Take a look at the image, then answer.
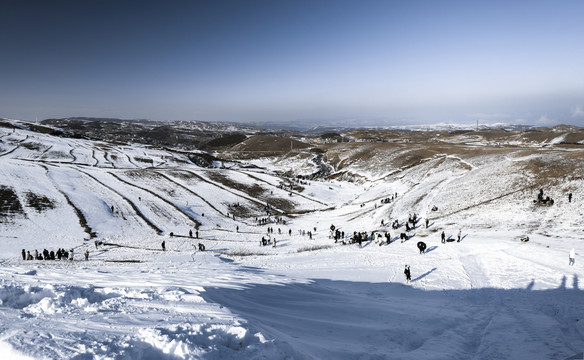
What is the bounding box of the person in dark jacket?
[404,265,411,283]
[417,241,427,254]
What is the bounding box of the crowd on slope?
[21,248,90,261]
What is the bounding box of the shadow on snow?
[201,275,584,360]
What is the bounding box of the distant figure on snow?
[161,241,166,251]
[189,229,193,237]
[569,248,576,266]
[441,231,446,244]
[404,265,411,284]
[568,193,573,203]
[84,249,89,261]
[425,218,429,229]
[69,249,74,261]
[457,229,462,242]
[21,249,26,260]
[417,241,427,254]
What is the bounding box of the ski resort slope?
[1,123,584,360]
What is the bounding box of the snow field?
[1,124,584,359]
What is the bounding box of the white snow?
[0,123,583,359]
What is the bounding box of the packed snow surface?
[0,124,583,359]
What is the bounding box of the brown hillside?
[231,135,312,152]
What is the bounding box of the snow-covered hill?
[1,119,583,360]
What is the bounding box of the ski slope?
[0,122,583,359]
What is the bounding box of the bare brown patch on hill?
[517,130,558,143]
[204,171,297,212]
[344,129,403,141]
[222,135,315,160]
[233,135,311,152]
[561,132,584,145]
[520,150,583,186]
[391,148,440,169]
[205,171,267,198]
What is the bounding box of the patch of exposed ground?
[24,192,56,212]
[0,186,25,222]
[205,171,267,199]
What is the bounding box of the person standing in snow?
[69,249,74,261]
[21,249,26,260]
[441,231,446,244]
[161,241,166,251]
[457,229,462,242]
[272,238,277,247]
[404,265,411,284]
[569,248,576,266]
[425,218,429,229]
[568,193,573,203]
[84,249,89,261]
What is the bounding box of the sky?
[1,0,583,127]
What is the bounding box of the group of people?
[255,216,286,226]
[21,248,89,261]
[260,235,276,247]
[380,195,397,204]
[440,229,463,244]
[298,229,314,239]
[535,188,554,205]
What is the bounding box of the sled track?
[40,164,97,239]
[0,135,29,157]
[76,169,163,234]
[182,169,288,215]
[108,171,201,228]
[235,170,328,206]
[0,145,19,157]
[154,171,227,218]
[433,185,537,220]
[90,149,99,166]
[125,153,140,168]
[37,144,54,160]
[68,146,77,163]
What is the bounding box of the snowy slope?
[1,122,583,360]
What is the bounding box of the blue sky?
[1,0,583,126]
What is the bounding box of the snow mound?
[134,323,269,359]
[0,284,56,309]
[0,284,120,314]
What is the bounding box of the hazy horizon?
[1,0,583,127]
